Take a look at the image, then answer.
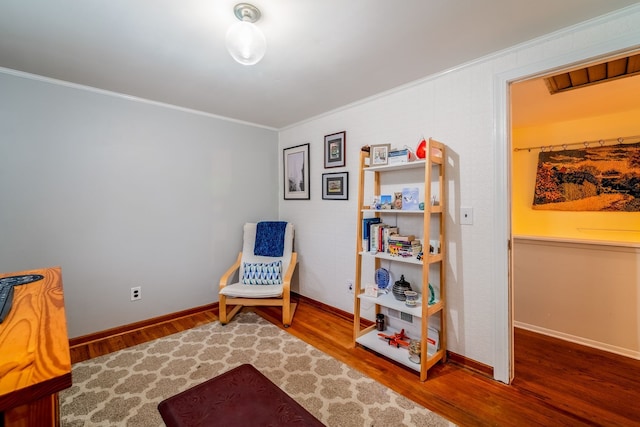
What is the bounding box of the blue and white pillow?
[241,260,282,285]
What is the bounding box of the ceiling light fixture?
[225,3,266,66]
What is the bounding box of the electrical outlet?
[130,286,142,301]
[346,280,354,294]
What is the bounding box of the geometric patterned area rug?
[60,311,455,426]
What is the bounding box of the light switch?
[460,207,473,225]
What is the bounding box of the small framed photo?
[284,143,310,200]
[324,131,346,168]
[370,144,390,166]
[322,172,349,200]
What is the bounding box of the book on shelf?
[370,223,387,253]
[381,226,398,253]
[362,217,381,252]
[388,233,415,242]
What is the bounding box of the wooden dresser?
[0,267,72,427]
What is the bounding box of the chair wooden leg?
[219,294,228,324]
[283,302,298,328]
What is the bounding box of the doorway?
[492,40,640,384]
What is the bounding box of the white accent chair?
[218,222,298,327]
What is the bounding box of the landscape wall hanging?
[532,142,640,211]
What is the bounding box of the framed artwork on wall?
[324,131,346,168]
[283,143,310,200]
[370,144,390,166]
[322,172,348,200]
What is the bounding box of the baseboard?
[515,321,640,361]
[69,303,219,347]
[69,295,493,378]
[294,292,374,327]
[446,352,494,378]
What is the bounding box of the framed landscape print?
[322,172,348,200]
[324,131,346,168]
[283,143,310,200]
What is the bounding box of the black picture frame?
[324,131,346,168]
[322,172,348,200]
[283,143,310,200]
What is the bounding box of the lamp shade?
[226,20,266,65]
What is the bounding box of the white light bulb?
[226,20,266,65]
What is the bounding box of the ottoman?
[158,364,324,427]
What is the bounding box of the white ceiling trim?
[0,65,278,131]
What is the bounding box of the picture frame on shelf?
[324,131,346,168]
[370,144,390,166]
[322,172,348,200]
[284,143,310,200]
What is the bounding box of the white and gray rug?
[60,311,454,426]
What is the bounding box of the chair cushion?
[241,260,282,285]
[219,283,284,298]
[240,223,294,280]
[254,221,287,257]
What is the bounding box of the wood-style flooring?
[69,301,640,426]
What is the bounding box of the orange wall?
[512,108,640,244]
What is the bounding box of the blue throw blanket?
[254,221,287,257]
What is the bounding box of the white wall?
[514,237,640,359]
[0,71,279,337]
[279,5,640,372]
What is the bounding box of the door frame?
[492,34,640,384]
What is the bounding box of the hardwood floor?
[69,300,640,426]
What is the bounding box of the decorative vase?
[404,290,418,307]
[392,275,411,301]
[416,139,427,159]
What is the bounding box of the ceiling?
[512,56,640,129]
[0,1,638,129]
[544,53,640,95]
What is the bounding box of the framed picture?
[324,131,346,168]
[283,143,310,200]
[322,172,349,200]
[370,144,390,166]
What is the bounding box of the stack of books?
[387,234,422,258]
[362,219,423,257]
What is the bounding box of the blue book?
[362,217,381,251]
